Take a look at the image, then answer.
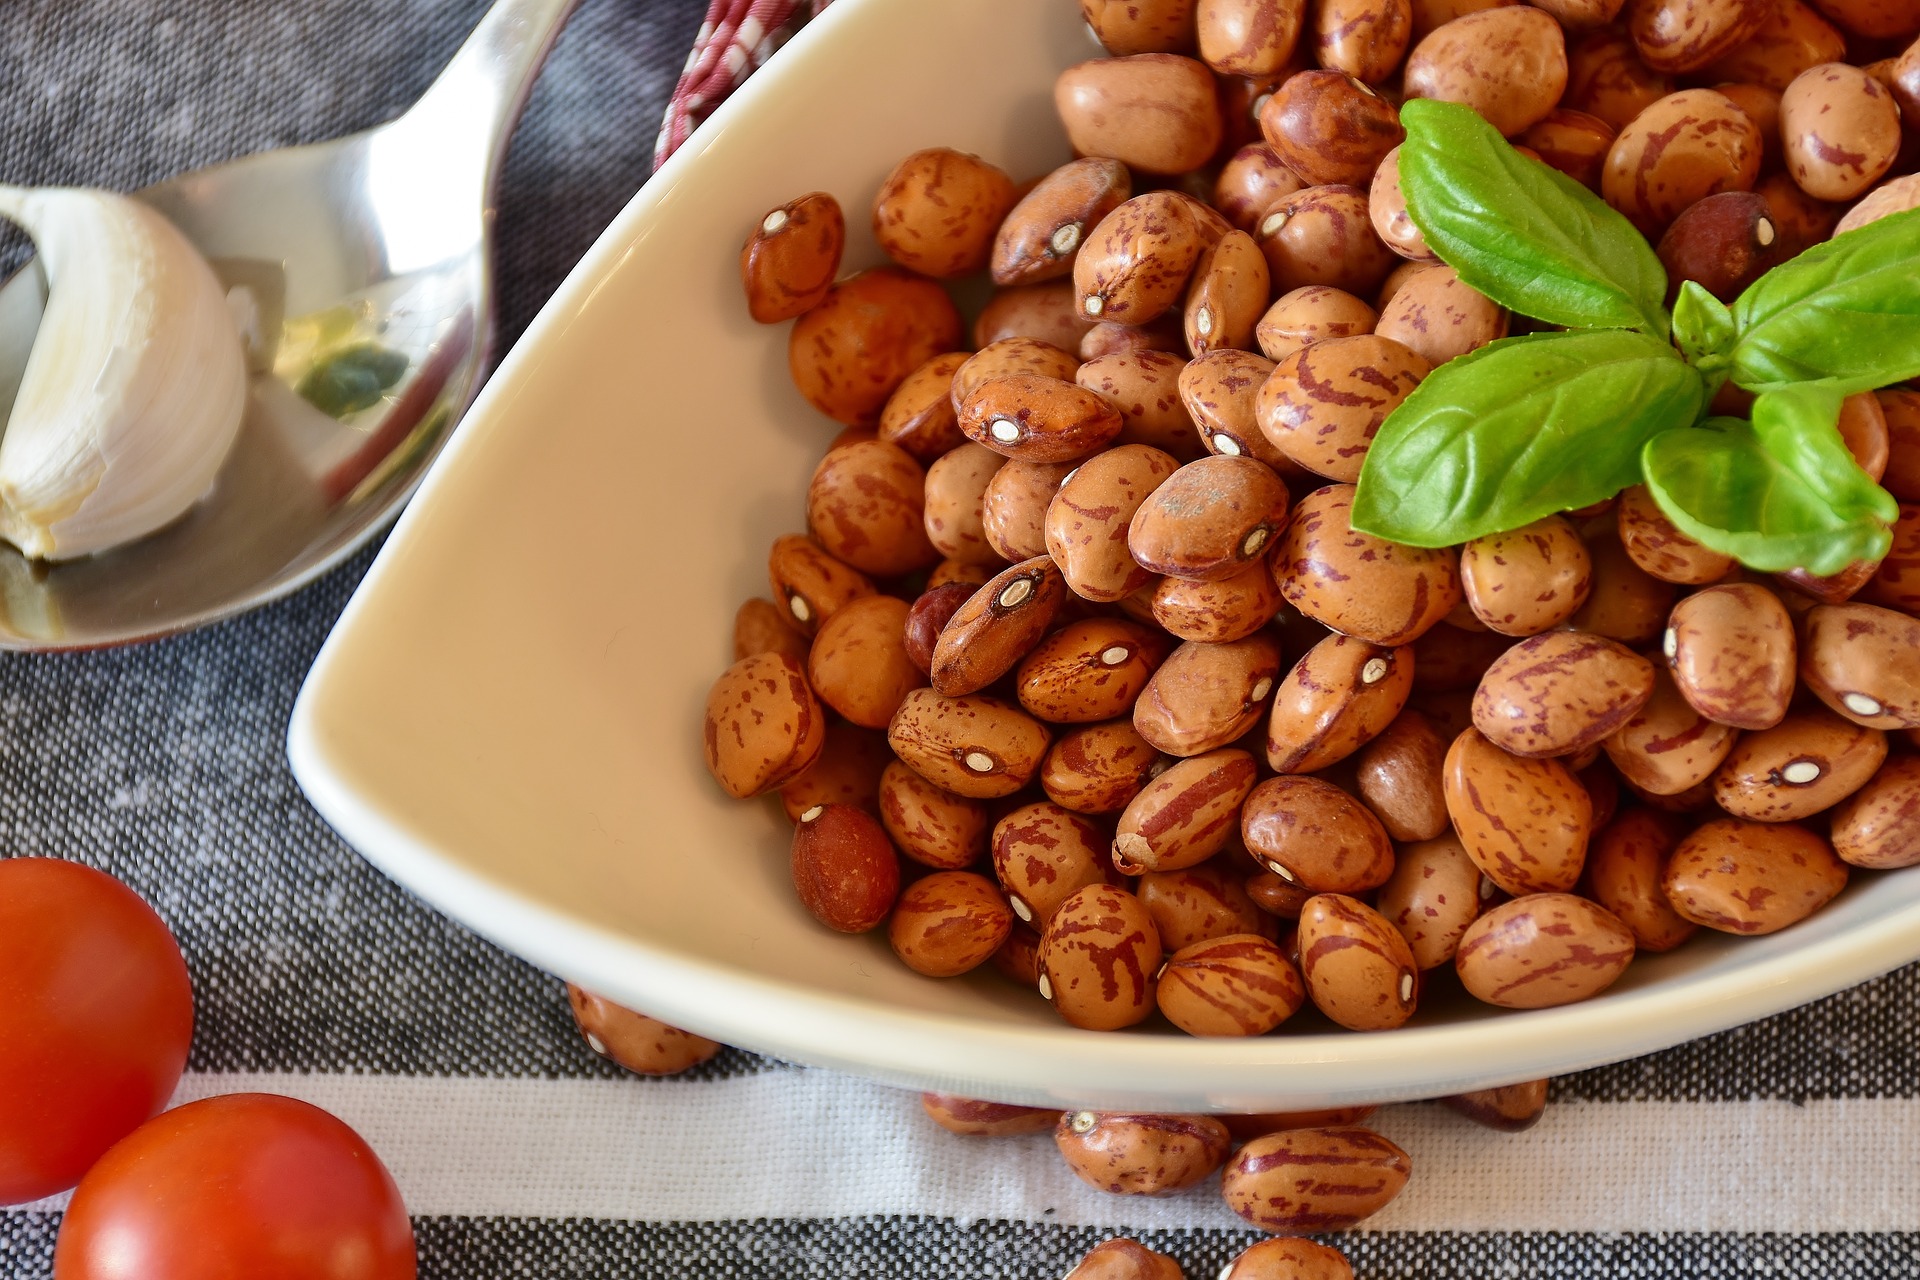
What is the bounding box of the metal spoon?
[0,0,580,649]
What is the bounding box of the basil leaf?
[1728,206,1920,395]
[1749,385,1899,525]
[1398,98,1669,338]
[1352,329,1704,547]
[1671,280,1733,373]
[1642,420,1894,576]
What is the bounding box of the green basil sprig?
[1352,98,1914,572]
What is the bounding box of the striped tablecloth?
[3,2,1918,1276]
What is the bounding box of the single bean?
[879,352,971,463]
[789,267,963,427]
[1047,444,1183,600]
[1129,454,1293,582]
[1078,350,1203,459]
[1630,0,1773,73]
[1455,892,1635,1007]
[1585,807,1698,951]
[1260,71,1405,188]
[878,759,990,870]
[1255,286,1379,362]
[1831,756,1920,870]
[1055,54,1225,176]
[991,157,1133,288]
[1472,630,1656,759]
[1140,864,1275,950]
[889,871,1014,976]
[1042,719,1167,814]
[1566,523,1677,643]
[1712,708,1887,821]
[1274,484,1463,644]
[887,688,1052,799]
[740,192,844,323]
[1780,62,1901,201]
[922,443,1006,567]
[1038,883,1164,1029]
[790,804,901,933]
[1063,1239,1184,1280]
[1182,349,1293,468]
[1377,833,1486,969]
[1254,184,1397,295]
[1521,107,1617,190]
[1134,632,1285,756]
[1222,1238,1356,1280]
[930,557,1067,697]
[1663,818,1849,933]
[1267,632,1414,772]
[1566,27,1674,129]
[1602,666,1740,797]
[1114,748,1260,872]
[703,652,826,799]
[567,987,719,1076]
[1601,89,1763,237]
[767,533,877,636]
[1185,230,1272,357]
[873,147,1017,278]
[1800,602,1920,729]
[1440,1080,1549,1131]
[1221,1127,1412,1232]
[1404,7,1570,136]
[959,374,1124,463]
[1242,775,1397,893]
[1372,265,1510,367]
[1318,0,1414,81]
[982,459,1075,562]
[1081,0,1200,55]
[1256,334,1429,483]
[1156,933,1306,1035]
[1444,726,1592,894]
[1151,556,1284,642]
[954,338,1082,408]
[974,281,1098,352]
[734,597,812,667]
[1355,709,1451,841]
[919,1093,1060,1136]
[993,801,1116,927]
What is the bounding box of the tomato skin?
[0,857,194,1204]
[55,1093,416,1280]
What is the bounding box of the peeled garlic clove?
[0,185,246,560]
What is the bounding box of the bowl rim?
[290,0,1920,1110]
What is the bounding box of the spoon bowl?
[0,0,577,649]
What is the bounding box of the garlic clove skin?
[0,185,246,561]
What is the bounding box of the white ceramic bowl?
[289,0,1920,1111]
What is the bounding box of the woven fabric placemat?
[2,2,1917,1276]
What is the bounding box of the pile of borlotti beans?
[678,0,1920,1268]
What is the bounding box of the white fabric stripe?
[21,1071,1920,1233]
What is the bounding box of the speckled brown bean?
[806,595,924,730]
[1042,719,1166,813]
[1114,748,1260,872]
[1404,7,1570,136]
[767,534,877,636]
[1255,286,1380,361]
[1585,808,1698,951]
[981,461,1073,562]
[779,722,891,821]
[879,352,970,463]
[1837,173,1920,236]
[1566,525,1677,644]
[1522,108,1619,190]
[930,557,1068,697]
[1185,232,1272,357]
[1016,619,1173,725]
[1077,350,1202,459]
[1445,727,1593,894]
[1663,819,1848,933]
[567,987,720,1076]
[922,443,1005,567]
[734,597,811,667]
[1318,0,1414,81]
[903,583,973,677]
[1472,631,1657,759]
[1665,582,1796,730]
[1655,190,1795,303]
[1151,558,1285,642]
[1296,893,1420,1029]
[992,158,1133,288]
[1601,667,1740,796]
[1629,0,1773,73]
[1082,0,1201,54]
[878,759,990,869]
[703,652,827,799]
[1801,603,1920,729]
[1617,485,1737,585]
[1242,776,1397,893]
[789,804,901,933]
[1832,756,1920,869]
[1076,191,1230,326]
[1441,1080,1550,1131]
[1056,55,1224,176]
[789,268,964,428]
[886,689,1052,799]
[1039,883,1164,1028]
[1222,1126,1412,1232]
[1602,90,1763,236]
[954,339,1082,410]
[1373,266,1510,368]
[1704,0,1846,91]
[1129,455,1293,582]
[1215,143,1311,233]
[1048,444,1184,601]
[959,375,1124,464]
[1712,708,1888,821]
[975,281,1098,352]
[1139,864,1275,949]
[1156,934,1306,1035]
[1256,335,1429,483]
[1062,1240,1184,1280]
[919,1093,1060,1137]
[1254,185,1397,295]
[1197,0,1308,74]
[741,193,844,323]
[991,802,1114,928]
[1458,517,1592,637]
[1816,0,1920,37]
[1883,391,1920,504]
[1376,833,1484,968]
[1758,170,1844,247]
[1180,350,1288,467]
[888,871,1014,976]
[1368,148,1434,261]
[1260,71,1406,188]
[1222,1238,1357,1280]
[1565,28,1674,130]
[1134,633,1285,756]
[1455,892,1635,1007]
[1778,63,1902,202]
[1266,633,1413,772]
[1274,484,1463,644]
[807,440,937,578]
[1861,504,1920,616]
[1354,710,1450,840]
[872,148,1016,279]
[1056,1111,1233,1195]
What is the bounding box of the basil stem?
[1352,329,1704,548]
[1397,99,1670,339]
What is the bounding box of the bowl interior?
[290,0,1920,1111]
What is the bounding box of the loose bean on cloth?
[5,4,1920,1278]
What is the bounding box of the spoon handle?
[405,0,585,193]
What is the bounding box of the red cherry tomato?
[55,1093,416,1280]
[0,857,193,1204]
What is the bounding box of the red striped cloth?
[654,0,835,169]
